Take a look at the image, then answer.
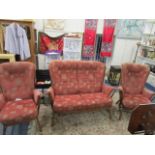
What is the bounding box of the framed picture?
[116,19,145,39]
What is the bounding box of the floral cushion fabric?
[121,63,149,95]
[77,61,105,93]
[0,99,37,125]
[49,61,78,95]
[123,94,151,109]
[53,93,112,112]
[49,60,105,95]
[0,62,35,101]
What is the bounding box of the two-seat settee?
[47,60,115,124]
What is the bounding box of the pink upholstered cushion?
[0,99,37,125]
[53,93,112,112]
[49,61,78,95]
[121,63,149,95]
[49,61,105,95]
[77,61,105,93]
[80,93,112,108]
[123,94,151,109]
[0,62,35,101]
[54,94,82,112]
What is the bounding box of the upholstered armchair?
[47,60,115,125]
[117,63,155,120]
[0,62,42,134]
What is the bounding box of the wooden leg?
[51,111,55,127]
[116,100,120,105]
[36,117,42,132]
[3,125,7,135]
[119,104,123,120]
[107,108,112,120]
[119,109,122,120]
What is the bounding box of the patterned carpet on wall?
[0,92,131,135]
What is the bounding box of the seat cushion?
[0,99,37,125]
[53,93,112,112]
[123,94,151,109]
[54,95,82,112]
[80,93,112,108]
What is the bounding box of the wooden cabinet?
[0,19,36,63]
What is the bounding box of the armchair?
[0,62,42,134]
[117,63,155,120]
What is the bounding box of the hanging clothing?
[5,23,30,60]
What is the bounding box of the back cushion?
[121,63,149,95]
[77,61,105,93]
[49,61,105,95]
[49,61,78,95]
[0,62,35,101]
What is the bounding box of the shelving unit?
[135,43,155,91]
[134,20,155,91]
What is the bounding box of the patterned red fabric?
[49,61,78,95]
[121,63,150,95]
[0,62,35,101]
[0,99,37,125]
[49,60,113,112]
[33,90,42,104]
[49,60,105,95]
[102,84,115,96]
[121,63,151,109]
[0,62,41,126]
[142,88,155,100]
[80,93,112,108]
[0,94,5,111]
[123,94,151,109]
[54,93,112,112]
[77,61,105,93]
[54,95,82,112]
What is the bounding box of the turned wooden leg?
[116,100,120,105]
[107,108,112,120]
[51,111,55,127]
[119,104,123,120]
[3,124,7,135]
[36,117,42,132]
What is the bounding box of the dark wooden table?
[128,103,155,135]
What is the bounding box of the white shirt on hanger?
[5,23,31,60]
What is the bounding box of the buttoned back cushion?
[0,62,35,101]
[121,63,149,95]
[77,61,105,93]
[49,60,78,95]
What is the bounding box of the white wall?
[34,19,104,33]
[111,38,139,65]
[35,19,142,66]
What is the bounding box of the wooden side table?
[128,104,155,135]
